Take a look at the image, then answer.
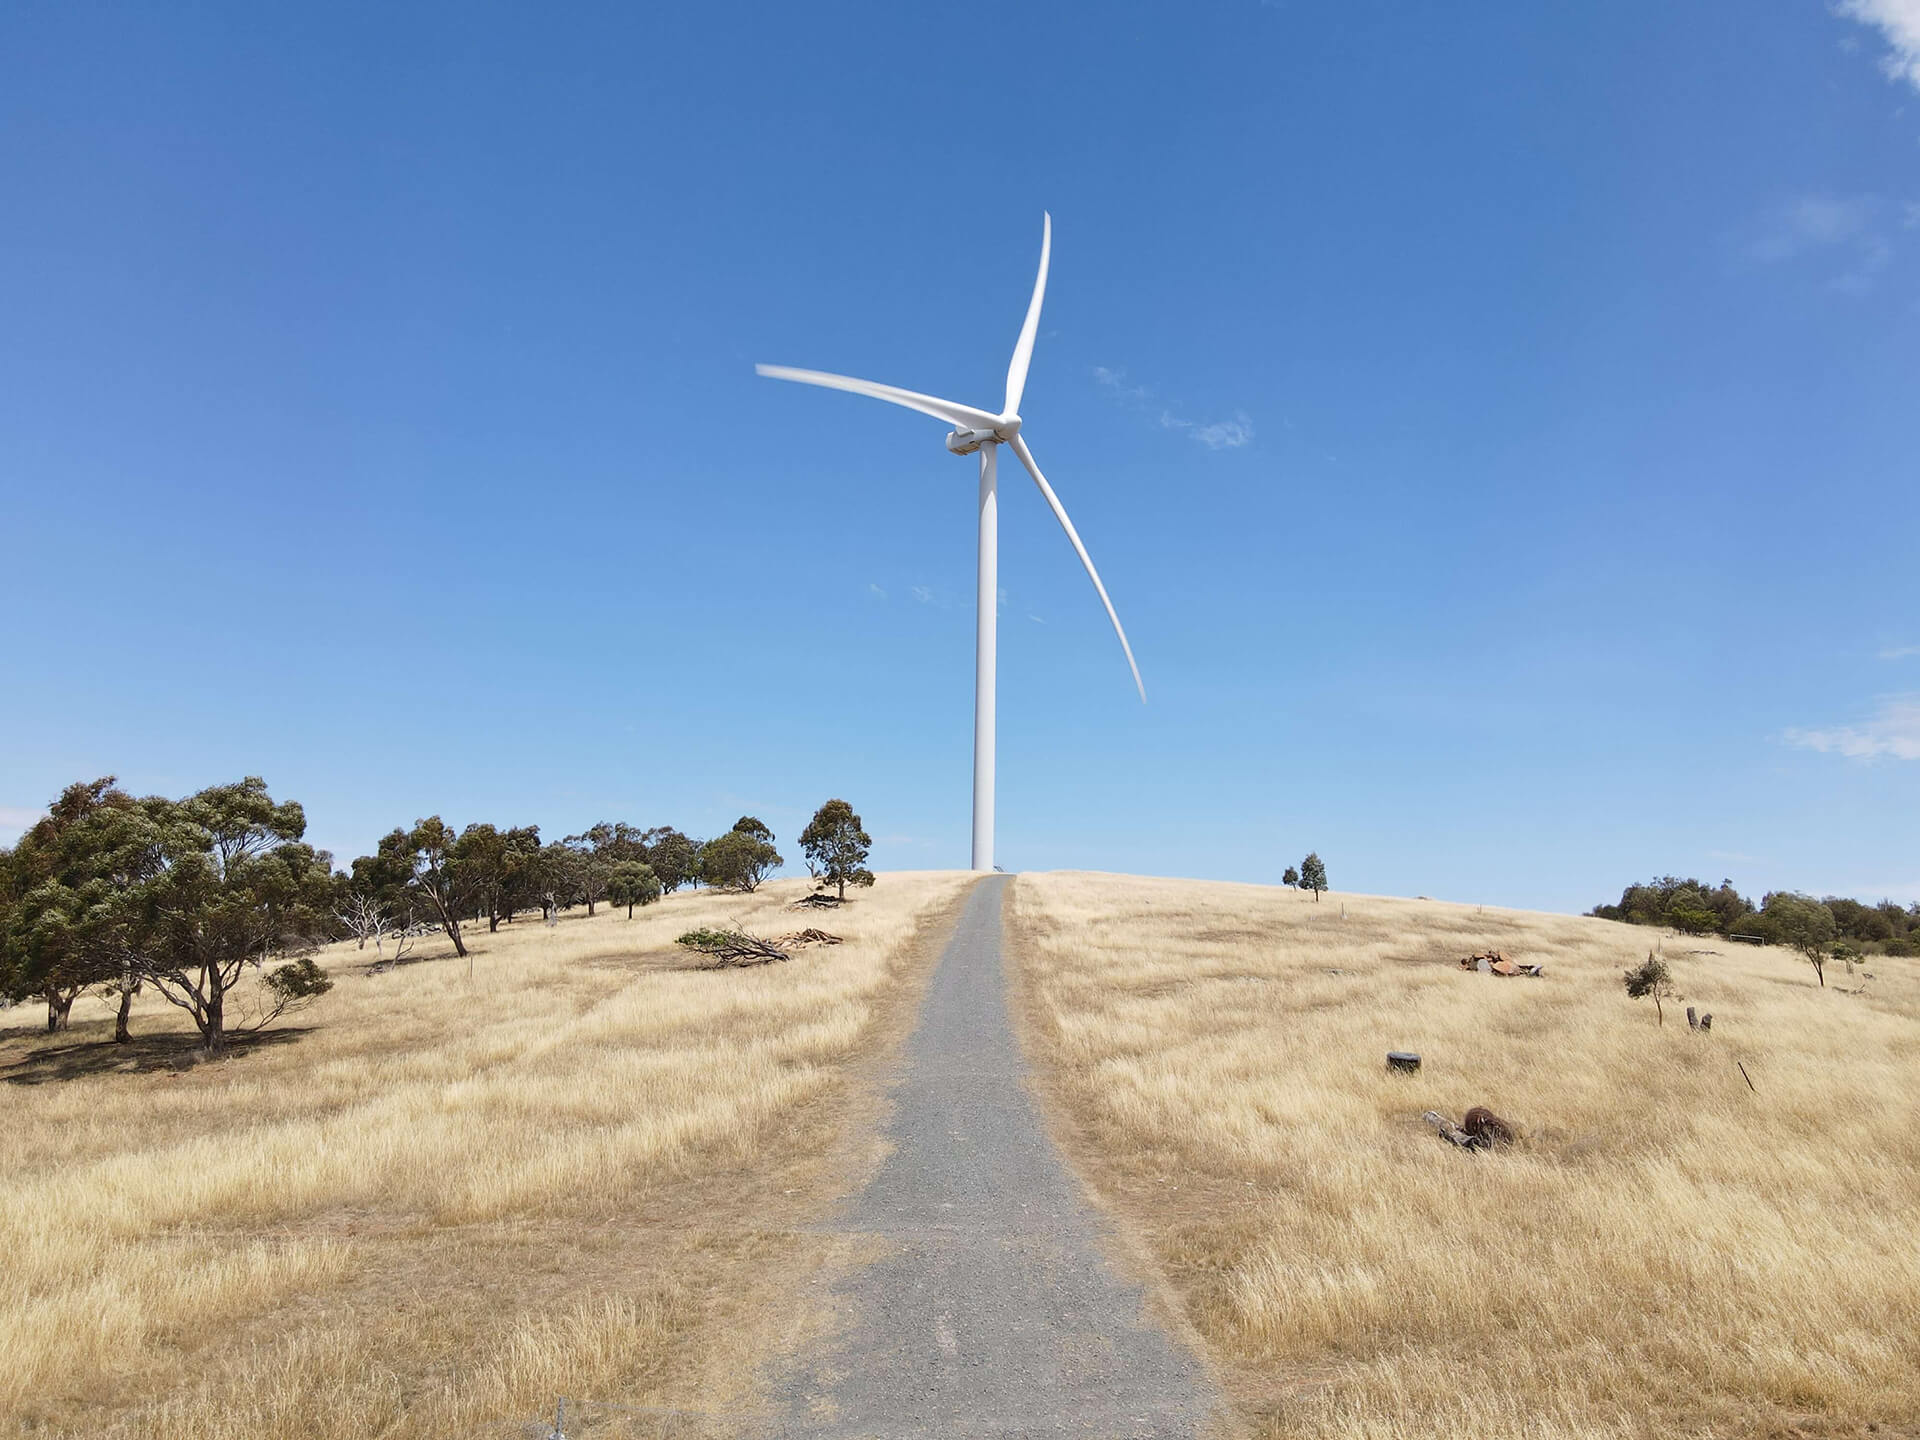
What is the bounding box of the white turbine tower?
[757,213,1143,874]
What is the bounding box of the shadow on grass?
[1,1025,312,1085]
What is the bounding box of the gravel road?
[769,874,1220,1438]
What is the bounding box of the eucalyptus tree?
[376,817,475,957]
[606,862,662,918]
[798,799,874,901]
[113,778,335,1051]
[0,777,149,1034]
[1300,853,1328,902]
[642,827,698,893]
[455,822,542,931]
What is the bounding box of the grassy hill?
[0,873,973,1438]
[1010,872,1920,1440]
[6,869,1913,1438]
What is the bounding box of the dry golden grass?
[1010,872,1920,1440]
[1,871,973,1439]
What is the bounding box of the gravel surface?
[769,875,1220,1438]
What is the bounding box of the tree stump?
[1462,1106,1515,1146]
[1422,1110,1476,1148]
[1387,1051,1421,1074]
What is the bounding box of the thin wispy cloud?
[1094,366,1254,451]
[910,585,934,605]
[868,582,887,600]
[1880,643,1920,659]
[1785,695,1920,759]
[1748,195,1873,261]
[1746,193,1901,294]
[1181,413,1256,450]
[1837,0,1920,92]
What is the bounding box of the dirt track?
[768,874,1219,1438]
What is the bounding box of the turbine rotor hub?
[945,415,1021,456]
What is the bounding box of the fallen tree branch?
[675,926,791,967]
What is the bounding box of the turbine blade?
[1008,433,1145,703]
[1003,213,1051,418]
[754,365,1000,431]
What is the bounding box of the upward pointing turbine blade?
[1007,433,1146,703]
[1003,213,1051,418]
[754,365,1001,431]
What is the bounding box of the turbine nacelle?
[945,417,1021,455]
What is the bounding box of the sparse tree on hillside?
[606,862,662,918]
[377,817,474,958]
[1300,853,1327,902]
[1623,952,1675,1026]
[116,778,336,1051]
[1761,892,1838,987]
[561,829,617,917]
[642,827,698,893]
[0,777,147,1033]
[454,823,541,931]
[335,890,394,954]
[799,800,875,901]
[531,842,584,920]
[700,830,782,893]
[1282,866,1299,889]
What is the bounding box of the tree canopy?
[377,818,475,958]
[1590,875,1910,960]
[1,777,337,1050]
[798,800,874,900]
[1299,853,1327,901]
[701,827,782,892]
[606,862,661,918]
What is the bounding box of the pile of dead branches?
[777,927,843,949]
[791,893,843,910]
[675,925,844,968]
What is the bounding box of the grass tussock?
[1010,872,1920,1439]
[1,871,972,1438]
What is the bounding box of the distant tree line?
[1590,875,1918,965]
[3,777,875,1049]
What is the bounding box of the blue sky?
[3,1,1917,913]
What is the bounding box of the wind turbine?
[757,213,1143,874]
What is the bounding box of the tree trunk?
[45,990,75,1033]
[202,976,226,1052]
[838,874,846,900]
[446,919,467,959]
[115,984,135,1043]
[488,900,500,933]
[586,895,596,917]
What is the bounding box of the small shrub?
[1623,953,1674,1026]
[261,958,332,1024]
